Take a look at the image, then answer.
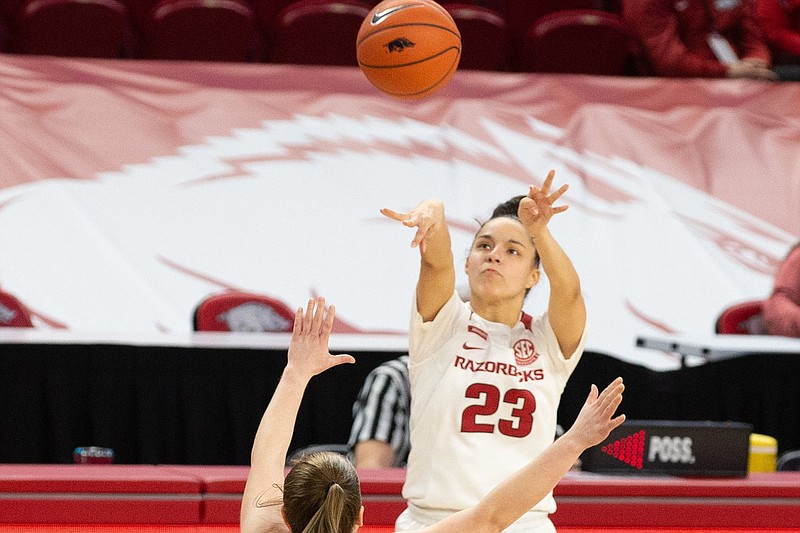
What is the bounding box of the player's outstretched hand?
[568,377,626,449]
[381,199,445,254]
[285,297,354,381]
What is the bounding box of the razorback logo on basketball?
[386,38,415,53]
[513,339,539,366]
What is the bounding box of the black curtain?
[557,351,800,456]
[0,343,401,464]
[1,344,798,464]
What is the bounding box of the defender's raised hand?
[286,297,355,380]
[568,377,626,449]
[242,296,353,533]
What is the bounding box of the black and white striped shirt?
[348,355,411,467]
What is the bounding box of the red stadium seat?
[119,0,160,28]
[139,0,262,61]
[0,290,33,327]
[520,9,635,75]
[443,3,510,71]
[493,0,601,42]
[11,0,135,58]
[715,300,766,335]
[0,16,10,53]
[601,0,622,14]
[270,0,371,66]
[1,0,16,21]
[193,290,295,332]
[249,0,296,33]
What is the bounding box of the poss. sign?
[581,420,753,477]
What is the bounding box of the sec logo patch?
[513,339,539,366]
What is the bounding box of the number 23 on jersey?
[461,383,536,438]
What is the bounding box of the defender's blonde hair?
[283,451,361,533]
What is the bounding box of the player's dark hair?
[481,195,541,270]
[489,195,525,220]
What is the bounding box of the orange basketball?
[357,0,461,100]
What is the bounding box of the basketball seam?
[419,0,456,23]
[378,55,459,98]
[356,23,461,46]
[358,45,460,69]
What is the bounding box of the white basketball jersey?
[402,291,585,521]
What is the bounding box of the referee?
[348,355,411,468]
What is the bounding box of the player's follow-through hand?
[381,199,445,254]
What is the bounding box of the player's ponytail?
[283,452,361,533]
[300,482,349,533]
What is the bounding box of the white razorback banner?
[0,57,797,370]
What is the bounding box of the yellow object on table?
[748,433,777,472]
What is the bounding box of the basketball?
[356,0,461,100]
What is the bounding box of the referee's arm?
[353,439,395,468]
[348,359,409,468]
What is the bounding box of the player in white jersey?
[240,296,625,533]
[382,170,586,532]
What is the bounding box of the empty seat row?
[0,0,623,30]
[0,0,265,61]
[0,0,640,75]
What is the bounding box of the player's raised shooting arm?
[518,171,586,358]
